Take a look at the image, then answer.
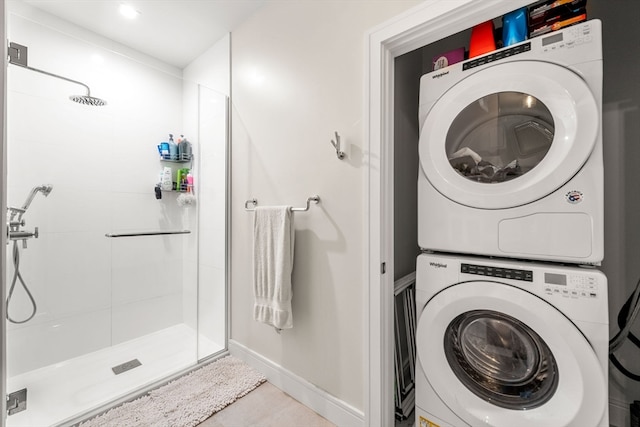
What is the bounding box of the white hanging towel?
[253,206,295,330]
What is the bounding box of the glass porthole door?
[416,281,607,427]
[447,92,554,184]
[444,310,558,410]
[418,61,599,209]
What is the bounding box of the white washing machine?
[414,253,609,427]
[418,20,603,264]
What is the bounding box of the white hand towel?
[253,206,295,329]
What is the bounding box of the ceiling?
[20,0,266,69]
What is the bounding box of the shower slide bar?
[244,195,320,212]
[105,230,191,238]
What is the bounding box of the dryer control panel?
[460,19,601,73]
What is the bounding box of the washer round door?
[416,281,606,427]
[418,60,599,209]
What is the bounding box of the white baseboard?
[229,339,365,427]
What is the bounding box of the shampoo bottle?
[168,133,178,160]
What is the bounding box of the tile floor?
[196,382,336,427]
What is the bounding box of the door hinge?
[381,262,386,274]
[6,388,27,416]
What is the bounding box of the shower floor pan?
[6,323,223,427]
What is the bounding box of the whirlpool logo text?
[429,262,447,269]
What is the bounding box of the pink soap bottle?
[186,172,194,193]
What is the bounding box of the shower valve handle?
[8,227,39,248]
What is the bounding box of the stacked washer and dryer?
[415,19,609,427]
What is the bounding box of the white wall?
[230,0,420,411]
[5,3,193,375]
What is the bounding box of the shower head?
[70,94,107,107]
[20,185,53,211]
[39,185,53,197]
[10,185,53,221]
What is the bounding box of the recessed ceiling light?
[119,4,140,20]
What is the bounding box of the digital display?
[545,273,567,286]
[542,33,563,46]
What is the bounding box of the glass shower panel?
[195,85,228,360]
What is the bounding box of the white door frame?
[2,0,8,424]
[364,1,532,425]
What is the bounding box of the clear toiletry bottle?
[179,136,192,161]
[168,133,178,160]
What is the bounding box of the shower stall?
[3,4,228,427]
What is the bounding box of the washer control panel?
[461,263,533,282]
[460,262,601,299]
[543,272,600,299]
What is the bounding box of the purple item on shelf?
[432,47,465,70]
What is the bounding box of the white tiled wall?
[5,8,195,376]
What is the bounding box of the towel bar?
[105,230,191,238]
[245,195,320,212]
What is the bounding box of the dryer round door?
[418,60,599,209]
[416,281,606,427]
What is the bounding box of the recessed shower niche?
[4,2,229,426]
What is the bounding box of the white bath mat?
[80,355,266,427]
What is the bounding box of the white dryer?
[418,20,603,264]
[414,253,609,427]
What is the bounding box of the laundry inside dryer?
[447,91,554,183]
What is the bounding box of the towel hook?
[330,131,345,160]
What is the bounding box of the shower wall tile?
[110,235,183,305]
[7,308,111,377]
[111,295,182,345]
[198,221,226,270]
[43,232,112,316]
[110,192,185,233]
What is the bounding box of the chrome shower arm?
[11,63,92,97]
[8,42,91,96]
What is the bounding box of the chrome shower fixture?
[8,42,108,106]
[9,184,53,222]
[6,184,54,323]
[69,94,107,107]
[21,184,53,209]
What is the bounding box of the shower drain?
[112,359,142,375]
